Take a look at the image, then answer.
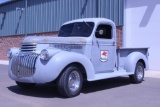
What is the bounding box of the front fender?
[34,51,95,82]
[124,52,149,73]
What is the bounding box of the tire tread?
[57,65,83,98]
[129,62,144,84]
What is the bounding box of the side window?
[95,25,112,39]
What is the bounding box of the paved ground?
[0,64,160,107]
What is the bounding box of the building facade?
[0,0,124,60]
[1,0,159,70]
[124,0,160,70]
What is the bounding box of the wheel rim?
[137,65,144,80]
[68,70,80,92]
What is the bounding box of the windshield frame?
[58,22,95,37]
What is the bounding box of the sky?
[0,0,11,4]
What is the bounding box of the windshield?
[58,22,94,37]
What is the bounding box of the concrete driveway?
[0,64,160,107]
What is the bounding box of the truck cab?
[7,18,149,98]
[58,18,117,73]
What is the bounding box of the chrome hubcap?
[68,70,80,92]
[137,65,144,80]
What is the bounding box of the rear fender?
[124,52,149,73]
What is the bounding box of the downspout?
[25,0,28,36]
[96,0,98,17]
[122,0,126,47]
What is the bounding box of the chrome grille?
[20,43,37,52]
[11,53,39,78]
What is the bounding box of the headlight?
[6,49,12,59]
[40,49,49,60]
[6,48,19,59]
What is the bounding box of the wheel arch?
[57,62,87,80]
[124,52,149,73]
[52,51,95,81]
[138,59,146,68]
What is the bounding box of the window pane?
[58,22,94,37]
[96,25,112,39]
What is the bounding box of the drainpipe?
[25,0,28,36]
[96,0,98,17]
[122,0,126,47]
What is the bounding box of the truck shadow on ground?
[82,77,132,93]
[7,77,132,98]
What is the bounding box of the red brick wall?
[0,32,58,60]
[0,27,122,60]
[0,35,24,60]
[116,26,123,48]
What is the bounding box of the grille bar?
[11,53,39,78]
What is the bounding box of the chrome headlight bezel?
[6,48,19,59]
[40,49,49,60]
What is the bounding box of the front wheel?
[57,65,83,98]
[129,62,144,83]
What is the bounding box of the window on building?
[95,25,112,39]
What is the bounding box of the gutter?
[25,0,28,36]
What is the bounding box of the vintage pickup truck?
[7,18,149,97]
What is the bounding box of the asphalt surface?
[0,64,160,107]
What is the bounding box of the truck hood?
[22,36,91,44]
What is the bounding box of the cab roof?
[62,18,115,26]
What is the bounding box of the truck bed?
[89,47,149,81]
[117,47,149,69]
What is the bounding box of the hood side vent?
[20,43,37,52]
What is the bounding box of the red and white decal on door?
[100,50,109,62]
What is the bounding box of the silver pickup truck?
[7,18,149,97]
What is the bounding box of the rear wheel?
[129,62,144,83]
[16,81,36,89]
[57,65,83,98]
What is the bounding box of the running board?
[88,70,134,81]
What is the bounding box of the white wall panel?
[124,0,160,70]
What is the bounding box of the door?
[91,24,116,73]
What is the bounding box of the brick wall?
[0,35,24,60]
[0,32,58,60]
[116,26,123,48]
[0,27,122,60]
